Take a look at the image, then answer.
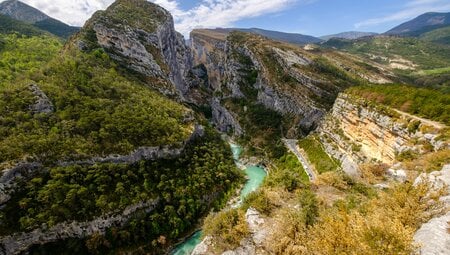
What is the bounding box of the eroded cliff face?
[190,30,329,136]
[318,93,448,175]
[189,30,391,138]
[76,0,191,98]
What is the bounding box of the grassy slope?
[322,36,450,90]
[420,26,450,45]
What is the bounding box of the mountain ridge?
[386,12,450,36]
[0,0,79,38]
[194,27,322,45]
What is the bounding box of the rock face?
[211,99,243,136]
[318,93,447,175]
[0,125,204,207]
[192,208,267,255]
[79,0,191,98]
[29,84,54,114]
[0,199,160,255]
[413,165,450,255]
[189,30,335,137]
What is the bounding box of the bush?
[203,208,249,251]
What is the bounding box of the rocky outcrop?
[29,84,54,114]
[0,125,204,206]
[318,93,447,175]
[211,99,243,136]
[192,208,267,255]
[413,165,450,255]
[78,0,192,98]
[189,30,339,137]
[0,198,160,255]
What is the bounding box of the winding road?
[282,139,316,181]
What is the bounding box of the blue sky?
[9,0,450,37]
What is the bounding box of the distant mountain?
[201,27,322,45]
[320,31,378,41]
[386,12,450,36]
[0,0,79,38]
[420,25,450,45]
[0,13,45,36]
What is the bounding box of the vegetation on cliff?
[347,84,450,125]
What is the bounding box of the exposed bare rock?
[0,125,204,206]
[0,199,160,255]
[414,165,450,255]
[211,99,243,136]
[29,84,54,114]
[318,93,447,175]
[79,0,192,98]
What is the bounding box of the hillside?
[0,1,449,255]
[0,0,79,38]
[0,13,45,36]
[320,31,378,40]
[386,12,450,36]
[420,25,450,45]
[0,0,241,254]
[322,35,450,90]
[195,27,322,45]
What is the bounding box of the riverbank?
[169,142,267,255]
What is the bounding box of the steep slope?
[0,1,241,254]
[0,13,45,36]
[0,0,79,38]
[189,29,391,159]
[75,0,191,98]
[420,25,450,45]
[321,31,378,41]
[386,12,450,36]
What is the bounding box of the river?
[170,143,267,255]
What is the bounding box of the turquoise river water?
[170,143,266,255]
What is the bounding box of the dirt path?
[394,109,446,129]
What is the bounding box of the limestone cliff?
[189,29,390,137]
[318,93,448,175]
[75,0,191,98]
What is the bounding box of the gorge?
[0,0,449,254]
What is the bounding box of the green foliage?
[322,36,450,89]
[420,26,450,45]
[323,36,450,70]
[242,189,276,215]
[347,84,450,125]
[0,14,45,36]
[265,153,309,191]
[297,189,319,226]
[225,98,286,159]
[0,34,62,83]
[1,128,242,239]
[34,18,80,39]
[298,136,340,174]
[0,47,192,164]
[203,208,249,251]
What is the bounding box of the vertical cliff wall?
[318,93,448,175]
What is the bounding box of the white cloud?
[170,0,298,36]
[4,0,298,37]
[355,0,450,29]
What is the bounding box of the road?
[282,139,316,181]
[393,109,446,129]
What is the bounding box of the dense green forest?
[0,5,243,254]
[347,84,450,125]
[0,39,193,165]
[1,128,242,253]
